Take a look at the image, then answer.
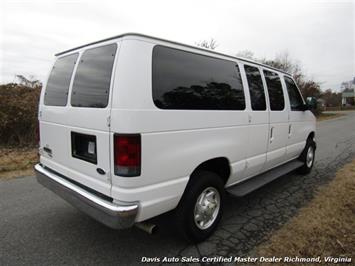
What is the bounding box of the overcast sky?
[1,0,354,90]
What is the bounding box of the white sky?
[1,0,354,90]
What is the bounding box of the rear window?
[71,43,117,108]
[152,45,245,110]
[44,53,78,106]
[263,70,285,111]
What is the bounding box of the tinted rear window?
[71,44,117,108]
[44,53,78,106]
[152,45,245,110]
[263,70,285,111]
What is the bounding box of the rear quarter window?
[71,43,117,108]
[152,45,245,110]
[44,53,78,106]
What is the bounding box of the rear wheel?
[175,170,225,243]
[298,139,316,174]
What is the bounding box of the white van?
[35,33,316,242]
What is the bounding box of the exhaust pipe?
[135,222,157,234]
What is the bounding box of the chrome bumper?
[34,164,138,229]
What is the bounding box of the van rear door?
[39,43,118,196]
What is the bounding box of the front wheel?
[298,140,316,174]
[175,171,225,243]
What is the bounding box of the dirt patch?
[0,147,38,180]
[255,159,355,261]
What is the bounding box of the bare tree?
[15,74,42,88]
[260,52,305,85]
[196,38,218,50]
[236,50,255,60]
[260,51,296,73]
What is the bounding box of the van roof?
[55,32,292,75]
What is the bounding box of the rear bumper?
[34,164,138,229]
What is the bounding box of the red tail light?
[114,134,141,177]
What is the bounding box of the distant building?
[341,78,355,106]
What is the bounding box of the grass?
[0,147,38,180]
[256,159,355,261]
[316,112,345,121]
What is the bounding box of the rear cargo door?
[39,43,118,196]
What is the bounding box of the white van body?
[35,33,316,241]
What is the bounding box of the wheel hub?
[194,187,220,230]
[306,146,314,168]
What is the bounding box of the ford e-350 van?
[35,33,316,242]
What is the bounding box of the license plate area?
[71,132,97,164]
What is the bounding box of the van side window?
[284,76,304,111]
[244,65,266,110]
[44,53,78,106]
[263,70,284,111]
[152,45,245,110]
[71,44,117,108]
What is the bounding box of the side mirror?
[300,104,310,111]
[306,97,317,110]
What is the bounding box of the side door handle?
[288,124,292,138]
[270,126,274,143]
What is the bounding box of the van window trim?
[151,44,247,111]
[66,51,82,107]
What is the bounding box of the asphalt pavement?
[1,111,354,265]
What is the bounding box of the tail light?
[114,134,141,177]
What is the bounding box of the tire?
[175,170,225,243]
[298,139,316,174]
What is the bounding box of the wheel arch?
[307,131,316,149]
[308,131,315,141]
[189,157,231,185]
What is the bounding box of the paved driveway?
[1,112,354,265]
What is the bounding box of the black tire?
[298,139,316,174]
[175,170,225,243]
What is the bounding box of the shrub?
[0,83,41,147]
